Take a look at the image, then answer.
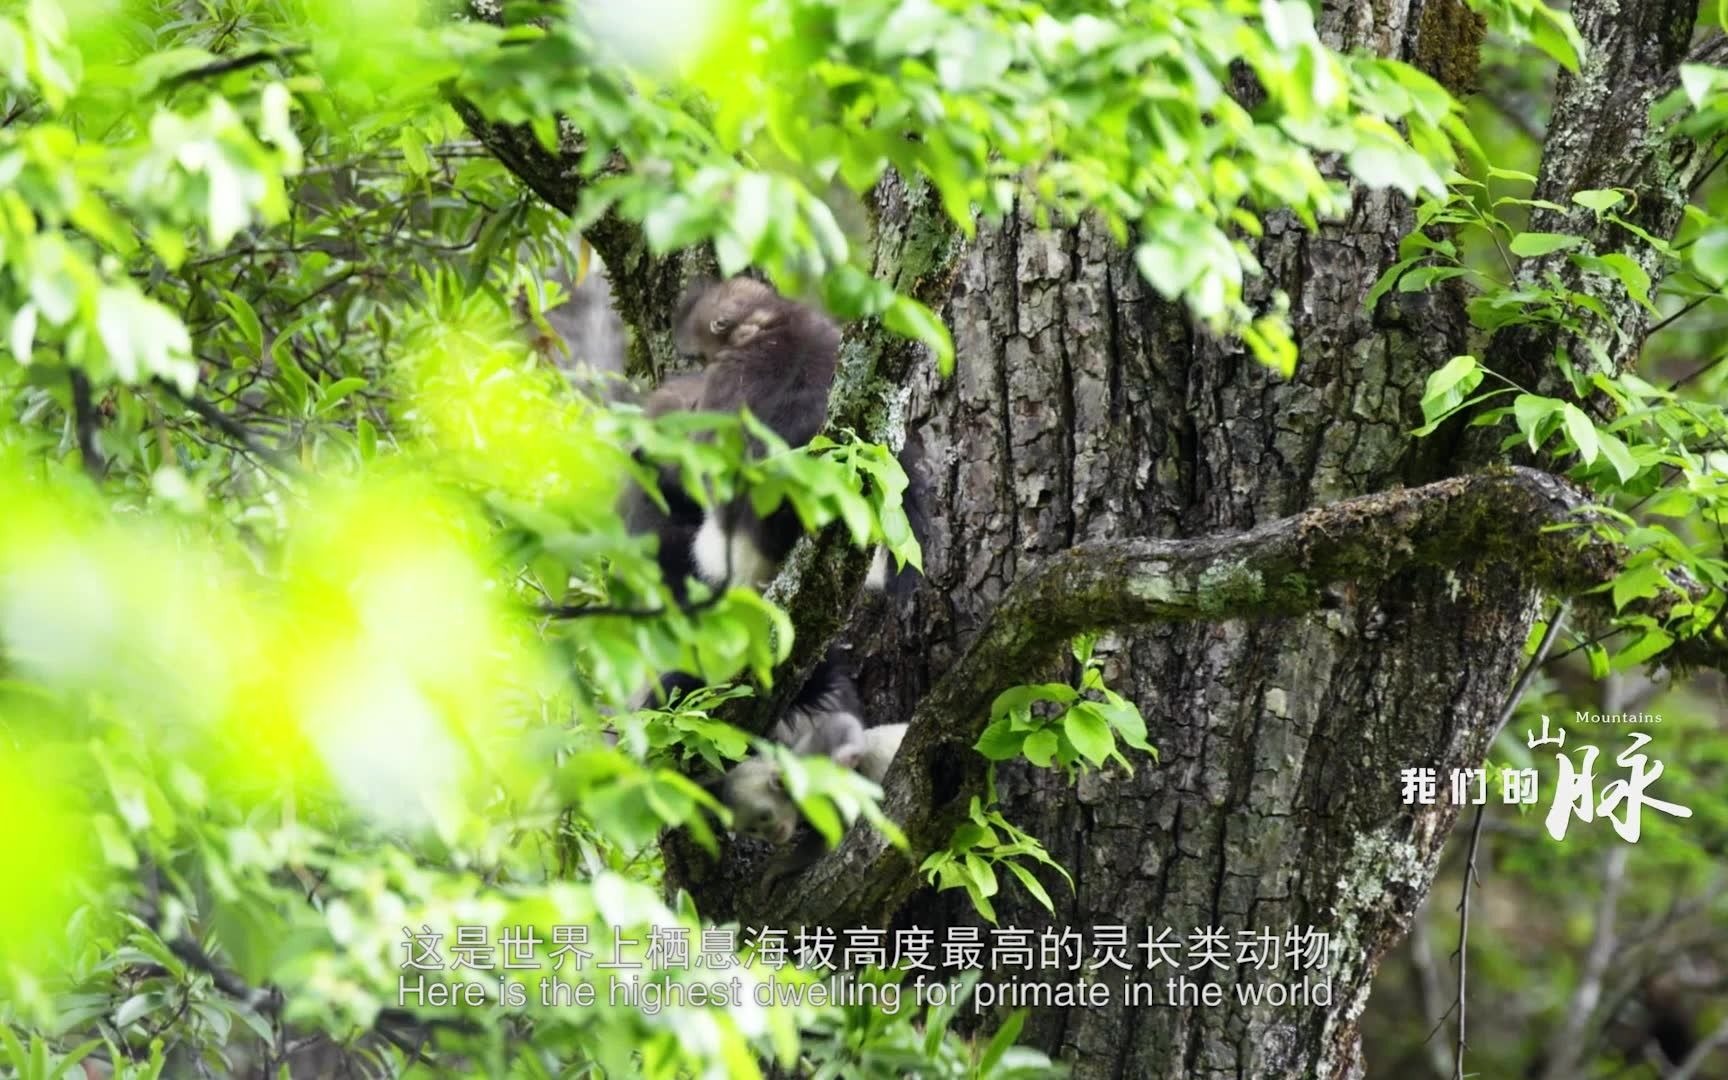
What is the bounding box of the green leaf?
[96,286,197,392]
[8,304,36,362]
[220,290,263,355]
[1508,232,1583,258]
[1571,252,1656,314]
[1613,626,1673,670]
[319,377,369,410]
[1004,861,1056,914]
[979,1008,1029,1073]
[93,813,138,870]
[1586,641,1610,679]
[1560,403,1598,464]
[114,993,156,1028]
[964,854,999,898]
[0,1027,26,1073]
[1692,228,1728,285]
[1513,394,1561,452]
[1347,141,1445,198]
[729,172,774,256]
[1464,0,1585,72]
[883,296,955,376]
[399,126,431,175]
[974,719,1026,761]
[1363,257,1417,312]
[1097,695,1154,754]
[1063,705,1114,766]
[1679,64,1727,110]
[1397,265,1468,292]
[1594,430,1638,483]
[990,683,1079,722]
[1022,728,1059,767]
[1420,355,1480,417]
[1571,189,1625,214]
[1485,165,1539,183]
[1611,564,1665,613]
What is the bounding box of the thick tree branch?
[445,94,710,378]
[1485,0,1709,397]
[690,465,1720,926]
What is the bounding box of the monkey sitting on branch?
[629,275,920,599]
[714,650,908,875]
[667,275,836,591]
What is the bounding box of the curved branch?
[693,465,1718,927]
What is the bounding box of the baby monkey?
[713,651,907,849]
[721,725,909,845]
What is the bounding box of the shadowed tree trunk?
[461,0,1723,1074]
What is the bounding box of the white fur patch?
[694,509,775,588]
[835,723,907,783]
[866,546,889,592]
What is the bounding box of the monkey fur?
[719,722,909,847]
[626,277,928,600]
[714,650,907,854]
[669,277,841,589]
[670,276,841,450]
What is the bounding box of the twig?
[1540,846,1629,1080]
[1670,351,1727,392]
[157,46,308,91]
[1687,32,1728,66]
[153,378,294,473]
[1490,602,1570,745]
[166,937,276,1012]
[1647,291,1720,338]
[1456,601,1570,1078]
[1453,801,1487,1080]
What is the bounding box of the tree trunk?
[848,203,1533,1078]
[811,2,1704,1072]
[459,0,1715,1074]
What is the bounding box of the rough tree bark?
[461,0,1723,1075]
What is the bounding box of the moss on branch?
[693,464,1715,928]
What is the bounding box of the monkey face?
[735,798,797,845]
[722,760,799,845]
[672,277,777,362]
